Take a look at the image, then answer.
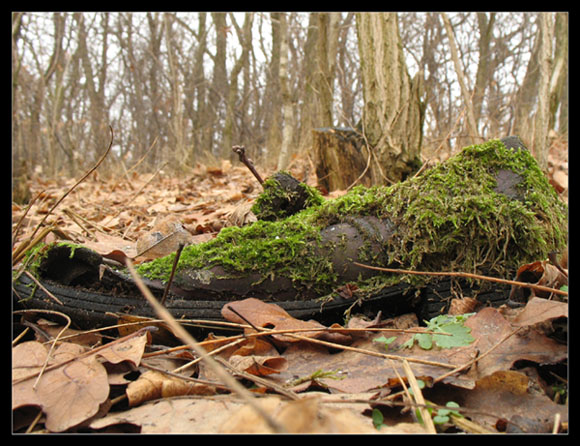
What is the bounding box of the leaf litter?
[12,159,568,433]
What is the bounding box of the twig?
[271,330,457,370]
[21,271,64,305]
[12,225,56,265]
[232,145,264,185]
[12,188,46,247]
[16,126,114,255]
[353,262,568,297]
[160,243,185,306]
[123,258,287,433]
[402,359,437,433]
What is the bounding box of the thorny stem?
[232,145,264,186]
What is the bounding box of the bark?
[264,13,282,163]
[296,12,319,151]
[209,12,228,157]
[549,12,568,133]
[315,12,340,127]
[277,12,294,169]
[441,13,480,143]
[313,128,370,191]
[512,14,541,142]
[532,13,554,170]
[223,13,253,155]
[473,12,495,126]
[355,12,424,184]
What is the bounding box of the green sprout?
[403,313,475,350]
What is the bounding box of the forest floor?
[12,142,568,434]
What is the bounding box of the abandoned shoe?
[13,137,567,329]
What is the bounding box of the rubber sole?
[13,273,510,330]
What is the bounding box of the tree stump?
[312,127,372,192]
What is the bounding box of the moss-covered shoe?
[13,137,567,329]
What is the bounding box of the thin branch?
[353,262,568,297]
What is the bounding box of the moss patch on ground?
[137,139,567,298]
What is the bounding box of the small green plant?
[371,408,385,430]
[403,313,475,350]
[373,335,397,351]
[432,401,462,425]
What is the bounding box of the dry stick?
[353,262,568,297]
[22,271,64,305]
[232,145,264,185]
[402,359,437,434]
[12,188,46,247]
[13,126,115,261]
[273,330,456,370]
[123,258,287,434]
[160,242,185,306]
[12,225,56,266]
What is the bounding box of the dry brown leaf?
[90,397,246,433]
[512,297,568,327]
[12,330,150,432]
[126,370,216,407]
[221,298,351,344]
[12,341,109,432]
[220,396,377,434]
[135,216,193,258]
[461,370,569,432]
[229,354,288,377]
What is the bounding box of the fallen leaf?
[220,395,377,434]
[12,329,151,432]
[90,396,245,433]
[135,216,193,258]
[461,370,568,432]
[512,297,568,327]
[127,370,216,407]
[13,342,109,432]
[221,298,351,344]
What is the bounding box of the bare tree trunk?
[163,13,186,167]
[549,12,568,132]
[296,12,319,152]
[315,12,340,127]
[355,12,423,183]
[472,12,495,126]
[441,13,480,144]
[532,13,554,170]
[512,14,541,142]
[209,12,228,157]
[223,13,252,155]
[277,12,294,169]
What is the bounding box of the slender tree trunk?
[472,12,495,126]
[355,12,423,183]
[297,12,319,152]
[441,13,480,144]
[277,12,294,169]
[210,12,228,157]
[315,12,340,127]
[223,13,252,155]
[549,12,568,132]
[512,14,541,142]
[532,13,554,170]
[163,13,186,167]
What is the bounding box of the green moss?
[251,171,324,221]
[138,139,567,298]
